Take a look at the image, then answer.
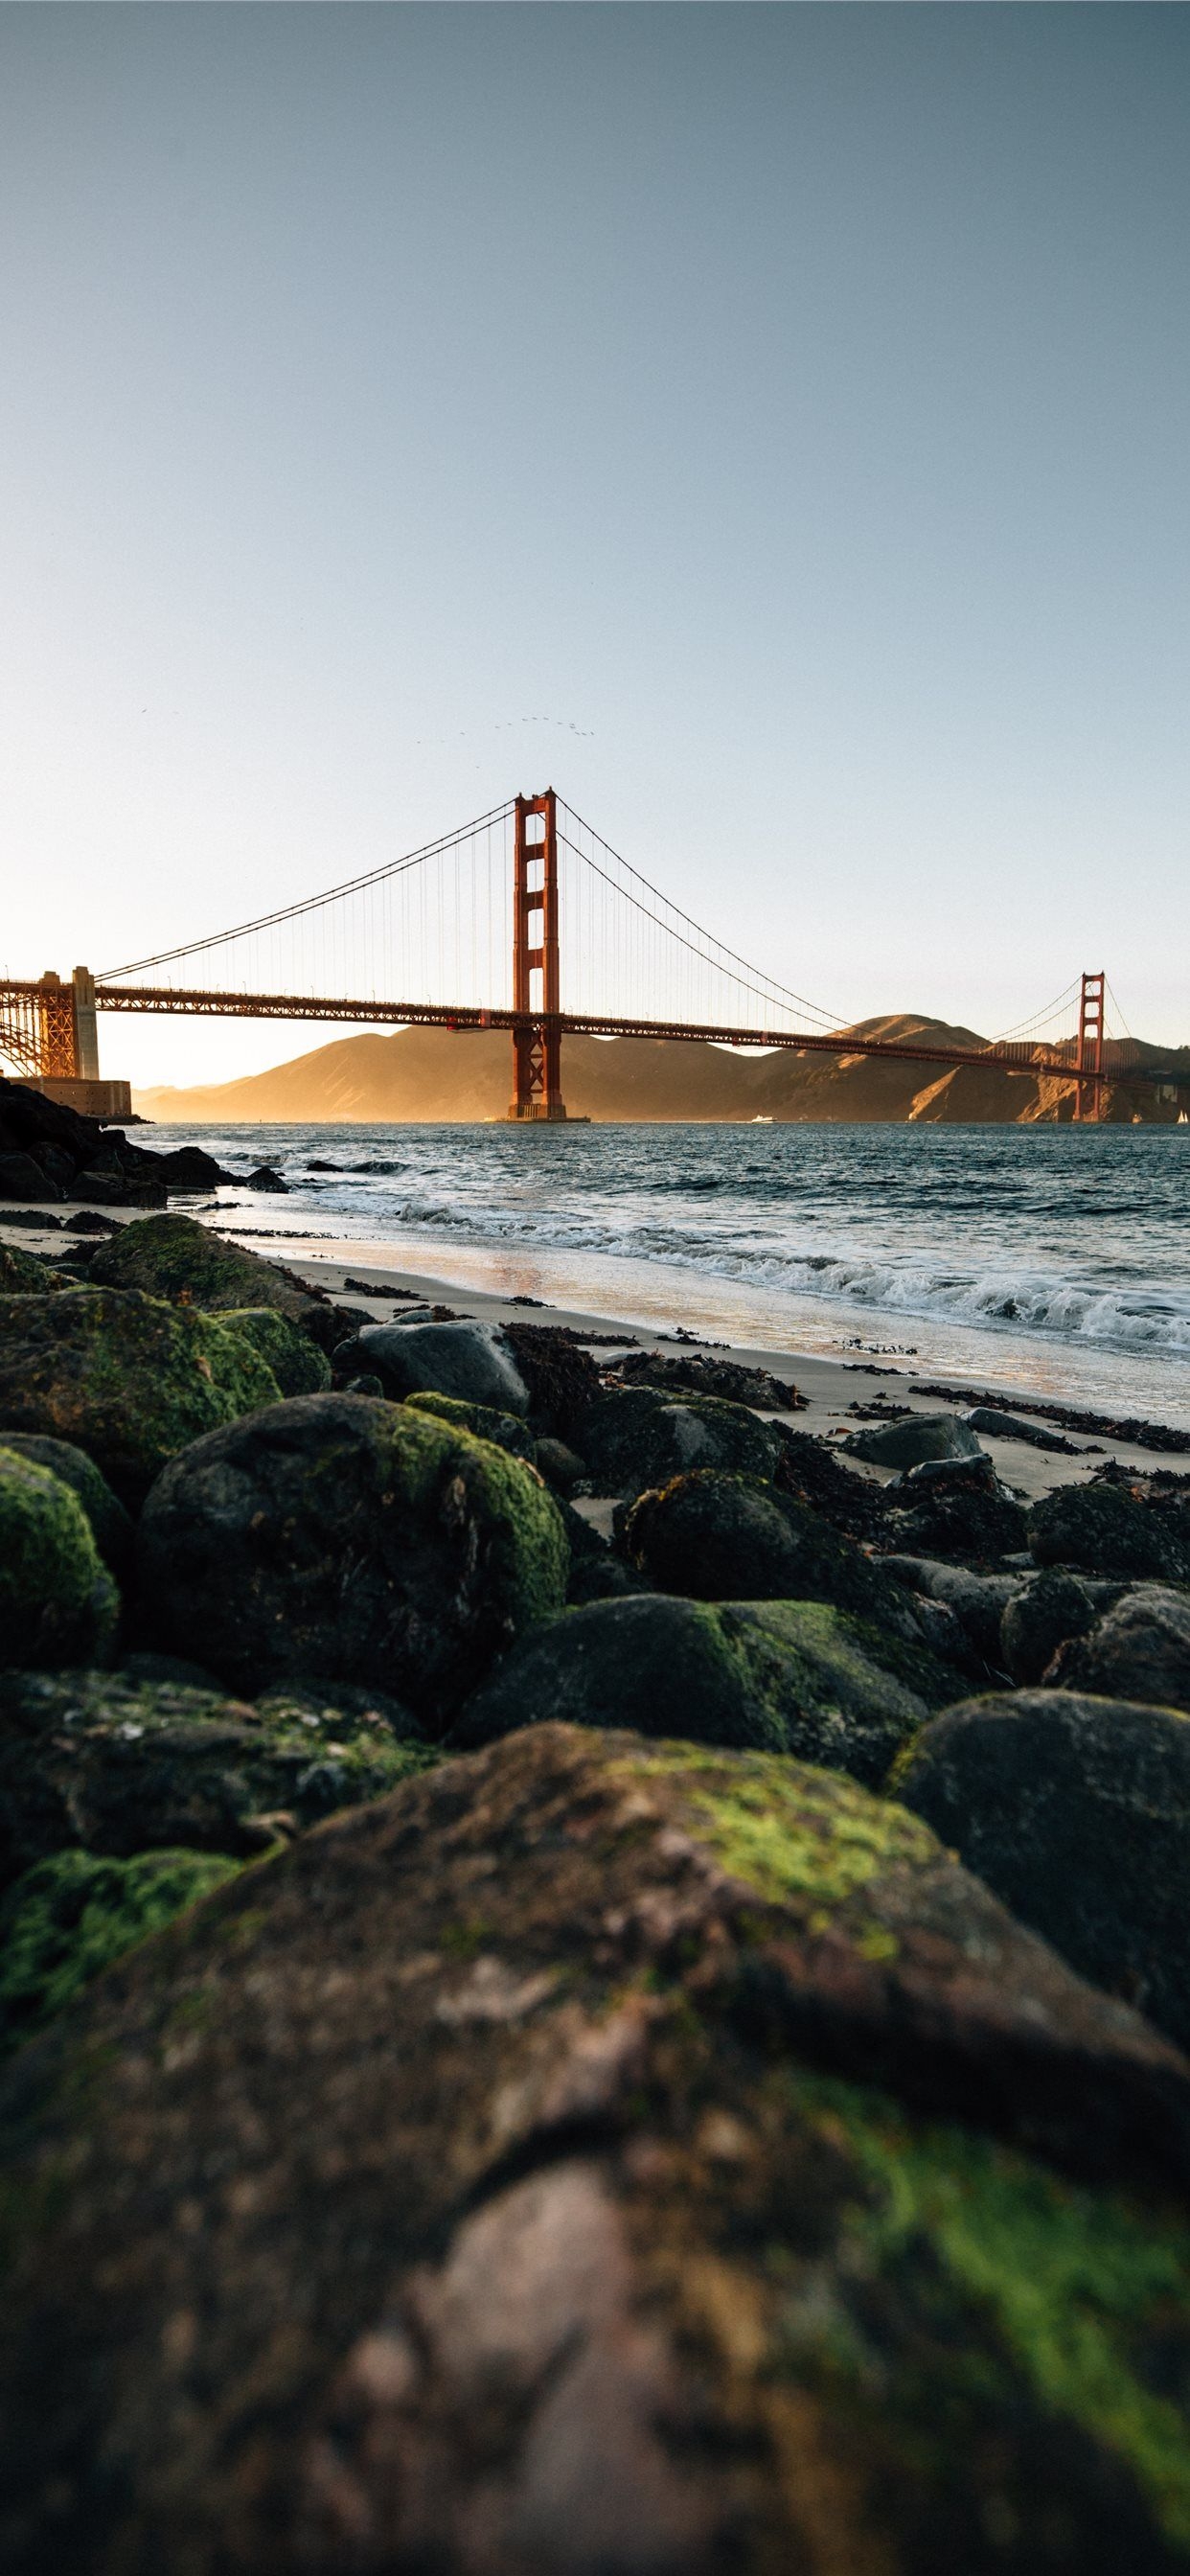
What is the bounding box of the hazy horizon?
[2,6,1188,1086]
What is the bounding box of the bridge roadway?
[47,980,1171,1093]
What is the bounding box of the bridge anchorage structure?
[0,791,1183,1121]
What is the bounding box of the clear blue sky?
[1,4,1187,1084]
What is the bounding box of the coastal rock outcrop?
[0,1449,118,1670]
[3,1725,1190,2575]
[134,1393,568,1718]
[575,1384,784,1496]
[453,1591,950,1783]
[333,1318,532,1414]
[0,1286,280,1505]
[896,1688,1190,2052]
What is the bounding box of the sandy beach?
[6,1202,1187,1508]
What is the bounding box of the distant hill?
[132,1014,1187,1125]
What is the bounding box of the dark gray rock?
[454,1592,952,1786]
[574,1385,783,1497]
[1000,1567,1096,1685]
[0,1153,61,1204]
[881,1554,1016,1665]
[1030,1480,1189,1582]
[844,1411,983,1470]
[336,1320,531,1416]
[0,1668,432,1891]
[245,1166,289,1193]
[624,1471,928,1644]
[897,1688,1190,2052]
[964,1406,1077,1455]
[881,1459,1029,1565]
[135,1393,567,1723]
[1049,1587,1190,1714]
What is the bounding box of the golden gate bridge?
[0,791,1183,1123]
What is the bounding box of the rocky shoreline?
[3,1072,1190,2571]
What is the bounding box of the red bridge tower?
[508,789,568,1120]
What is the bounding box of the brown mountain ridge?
[133,1016,1187,1125]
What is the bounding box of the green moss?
[797,2072,1190,2544]
[378,1406,568,1633]
[614,1744,937,1916]
[404,1390,537,1461]
[216,1307,332,1396]
[0,1447,118,1669]
[88,1213,303,1317]
[0,1847,240,2054]
[0,1287,281,1503]
[0,1244,59,1296]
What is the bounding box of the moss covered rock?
[217,1307,332,1396]
[0,1668,434,1891]
[0,1243,59,1296]
[0,1450,118,1670]
[404,1388,537,1461]
[3,1724,1190,2574]
[0,1287,280,1505]
[0,1845,240,2054]
[897,1688,1190,2055]
[575,1383,784,1496]
[455,1591,953,1784]
[0,1432,133,1576]
[87,1212,351,1354]
[135,1393,568,1721]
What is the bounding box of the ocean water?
[149,1120,1190,1428]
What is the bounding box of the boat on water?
[749,1115,773,1125]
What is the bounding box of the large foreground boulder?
[0,1669,433,1891]
[455,1592,956,1785]
[0,1287,279,1505]
[0,1450,118,1670]
[3,1725,1190,2575]
[575,1384,784,1495]
[135,1394,568,1721]
[1030,1479,1190,1582]
[333,1318,531,1414]
[896,1690,1190,2053]
[87,1213,351,1353]
[1049,1586,1190,1714]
